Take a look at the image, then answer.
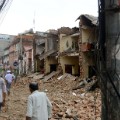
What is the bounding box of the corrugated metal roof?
[71,32,80,37]
[76,14,98,26]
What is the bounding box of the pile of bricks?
[0,75,101,120]
[43,77,101,120]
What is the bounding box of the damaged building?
[34,31,58,74]
[34,32,47,73]
[1,14,98,80]
[50,22,98,78]
[58,27,80,76]
[77,14,98,78]
[45,33,58,74]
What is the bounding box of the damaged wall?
[59,34,79,53]
[80,27,97,78]
[35,37,46,55]
[46,34,58,52]
[78,14,98,78]
[44,33,58,74]
[82,28,96,43]
[81,28,97,77]
[60,56,79,75]
[45,57,58,74]
[35,57,44,73]
[82,52,95,78]
[36,44,45,55]
[60,34,73,52]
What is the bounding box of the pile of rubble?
[0,72,101,120]
[42,73,101,120]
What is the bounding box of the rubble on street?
[0,73,101,120]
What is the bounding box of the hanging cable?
[0,0,13,26]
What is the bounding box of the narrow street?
[0,0,119,119]
[0,74,101,120]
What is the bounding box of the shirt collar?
[32,90,39,94]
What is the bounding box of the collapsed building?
[1,14,98,79]
[34,31,58,75]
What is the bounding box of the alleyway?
[0,74,101,120]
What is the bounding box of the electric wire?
[98,0,120,101]
[0,0,13,26]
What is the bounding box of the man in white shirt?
[0,75,7,111]
[26,82,52,120]
[5,70,15,95]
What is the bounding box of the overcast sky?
[0,0,98,35]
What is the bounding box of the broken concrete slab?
[57,75,63,80]
[27,72,40,78]
[57,73,68,80]
[57,73,77,81]
[44,71,59,81]
[33,74,44,80]
[1,72,101,120]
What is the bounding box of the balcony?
[81,42,92,52]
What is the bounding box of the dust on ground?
[0,75,101,120]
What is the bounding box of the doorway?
[65,65,72,74]
[50,64,57,72]
[88,66,96,78]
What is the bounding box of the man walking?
[5,70,15,95]
[26,82,52,120]
[0,75,7,111]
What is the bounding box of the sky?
[0,0,98,35]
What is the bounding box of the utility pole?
[33,34,36,73]
[99,0,120,120]
[33,10,36,33]
[18,34,23,75]
[20,34,23,74]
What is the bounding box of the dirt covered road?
[0,75,101,120]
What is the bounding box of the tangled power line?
[0,0,13,27]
